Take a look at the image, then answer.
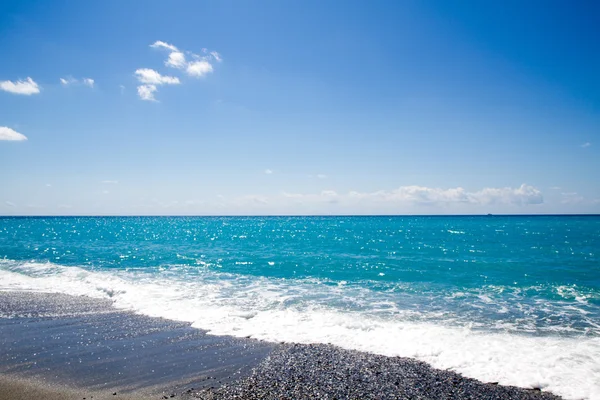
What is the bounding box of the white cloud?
[0,77,40,95]
[134,68,180,85]
[150,41,179,52]
[102,180,118,184]
[4,201,15,207]
[166,51,186,68]
[45,184,52,187]
[186,60,213,77]
[0,127,28,141]
[265,169,273,174]
[581,142,591,148]
[134,69,180,101]
[139,41,222,101]
[150,41,187,69]
[471,184,543,205]
[317,174,327,179]
[83,78,94,88]
[137,85,157,101]
[150,40,220,77]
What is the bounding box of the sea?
[0,216,599,399]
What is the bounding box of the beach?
[0,290,562,399]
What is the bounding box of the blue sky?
[1,0,598,215]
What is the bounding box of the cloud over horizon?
[0,77,40,95]
[281,184,543,208]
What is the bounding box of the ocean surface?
[1,216,599,399]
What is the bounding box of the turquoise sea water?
[1,216,599,399]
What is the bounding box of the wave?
[0,259,599,400]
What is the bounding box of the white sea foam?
[1,259,599,400]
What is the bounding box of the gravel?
[189,343,561,400]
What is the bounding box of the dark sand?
[0,291,562,399]
[0,291,273,399]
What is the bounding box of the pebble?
[190,343,562,400]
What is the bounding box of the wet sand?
[0,291,273,399]
[0,291,561,399]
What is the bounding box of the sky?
[1,0,599,215]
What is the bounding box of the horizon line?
[1,214,599,218]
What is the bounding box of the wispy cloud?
[234,195,269,205]
[4,201,15,207]
[317,174,327,179]
[265,169,273,174]
[0,77,40,95]
[0,127,28,141]
[101,180,119,184]
[283,190,340,204]
[150,41,178,52]
[560,192,584,205]
[581,142,591,148]
[60,76,95,88]
[60,77,76,86]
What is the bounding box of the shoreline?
[0,291,562,399]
